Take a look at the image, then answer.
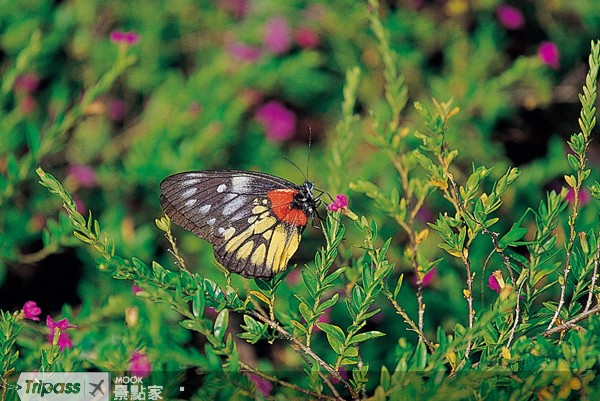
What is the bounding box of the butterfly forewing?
[159,170,314,278]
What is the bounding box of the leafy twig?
[542,304,600,337]
[155,215,188,271]
[584,239,600,313]
[548,40,599,330]
[248,310,356,400]
[238,360,339,401]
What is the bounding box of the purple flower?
[331,367,349,384]
[132,285,143,295]
[14,73,40,93]
[108,99,127,121]
[22,301,41,321]
[72,194,86,214]
[496,5,525,30]
[295,27,320,49]
[20,95,36,114]
[110,30,140,45]
[538,41,560,70]
[227,42,262,62]
[263,16,291,55]
[129,351,152,378]
[247,374,273,396]
[68,165,96,188]
[46,316,76,351]
[411,267,437,288]
[566,187,591,206]
[487,270,504,294]
[327,194,349,212]
[255,100,296,141]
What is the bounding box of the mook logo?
[16,372,109,401]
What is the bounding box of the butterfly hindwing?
[159,170,314,278]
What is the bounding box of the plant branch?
[383,288,436,352]
[238,360,339,401]
[542,303,600,337]
[584,238,600,313]
[248,310,357,400]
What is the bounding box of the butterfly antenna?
[283,156,308,181]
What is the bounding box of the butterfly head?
[293,181,321,227]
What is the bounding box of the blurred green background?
[1,0,600,391]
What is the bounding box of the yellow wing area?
[265,224,301,274]
[215,199,302,278]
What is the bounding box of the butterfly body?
[159,170,318,278]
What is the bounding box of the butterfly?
[159,170,319,278]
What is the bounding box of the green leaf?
[26,123,41,157]
[564,174,577,188]
[214,309,229,342]
[290,319,308,335]
[393,274,404,299]
[316,293,339,314]
[299,302,312,322]
[498,224,528,249]
[349,330,385,344]
[192,289,205,318]
[567,153,580,171]
[317,323,345,354]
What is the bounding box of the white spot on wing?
[231,176,252,192]
[223,193,237,202]
[222,196,246,216]
[199,204,211,214]
[182,187,197,198]
[217,184,227,193]
[185,199,197,207]
[207,218,216,226]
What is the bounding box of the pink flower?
[247,373,273,396]
[72,194,86,214]
[312,309,331,333]
[327,194,349,212]
[331,367,349,384]
[108,99,127,121]
[129,351,152,378]
[285,267,301,285]
[566,187,590,206]
[68,165,96,188]
[255,101,296,141]
[46,316,76,351]
[227,42,262,62]
[263,16,291,55]
[295,27,320,49]
[496,5,525,30]
[538,41,560,70]
[14,73,40,93]
[22,301,41,321]
[20,95,36,114]
[487,270,504,294]
[132,285,143,295]
[110,30,140,45]
[411,267,437,288]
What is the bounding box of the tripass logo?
[16,372,109,401]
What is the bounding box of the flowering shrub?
[1,0,600,400]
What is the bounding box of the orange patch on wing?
[267,189,307,227]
